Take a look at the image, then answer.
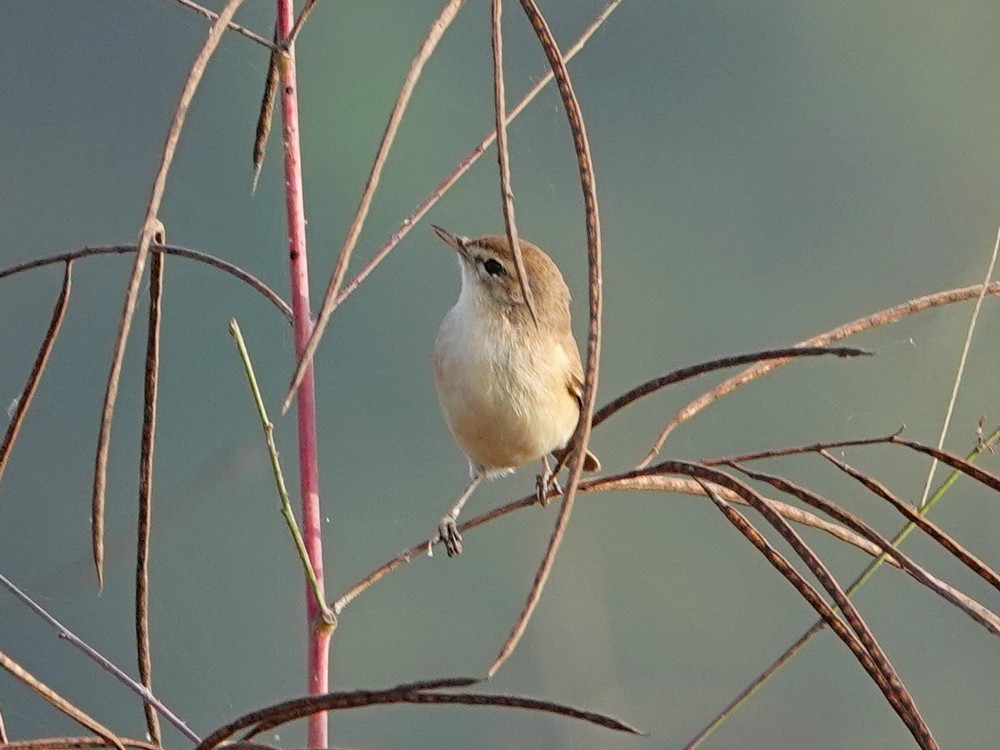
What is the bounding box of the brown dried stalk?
[0,650,125,750]
[728,462,1000,636]
[0,261,72,489]
[136,243,164,746]
[194,679,639,750]
[820,450,1000,592]
[491,0,537,325]
[0,245,291,321]
[488,0,604,680]
[0,739,159,750]
[643,281,1000,464]
[250,24,279,194]
[697,480,937,750]
[92,0,249,590]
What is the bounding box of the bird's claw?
[437,516,463,557]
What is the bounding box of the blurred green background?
[2,1,999,748]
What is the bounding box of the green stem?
[230,319,335,627]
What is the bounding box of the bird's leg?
[433,474,482,557]
[536,455,562,507]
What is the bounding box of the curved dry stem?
[820,450,1000,592]
[333,471,898,616]
[282,0,466,413]
[0,650,125,750]
[686,425,1000,750]
[92,0,248,589]
[696,480,937,749]
[643,281,1000,465]
[491,0,536,326]
[593,346,869,427]
[728,462,1000,636]
[195,680,640,750]
[135,249,163,746]
[0,739,160,750]
[488,0,603,681]
[0,261,72,489]
[0,245,292,321]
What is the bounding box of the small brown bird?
[431,225,599,555]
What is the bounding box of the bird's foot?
[437,515,463,557]
[535,469,562,507]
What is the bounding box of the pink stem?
[276,1,330,747]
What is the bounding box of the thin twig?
[695,480,937,749]
[890,435,1000,492]
[0,701,7,744]
[0,572,200,743]
[492,0,537,326]
[821,450,1000,592]
[229,320,334,626]
[0,244,292,321]
[488,0,603,679]
[332,469,898,614]
[282,0,467,414]
[136,238,164,746]
[195,680,640,750]
[643,281,1000,465]
[286,0,320,47]
[592,346,869,427]
[0,261,72,489]
[0,738,160,750]
[916,227,999,506]
[297,1,623,323]
[170,0,278,49]
[728,462,1000,635]
[0,650,125,750]
[93,0,249,589]
[686,425,1000,749]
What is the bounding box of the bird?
[431,224,599,556]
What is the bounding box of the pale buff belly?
[435,320,578,474]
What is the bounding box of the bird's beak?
[432,224,470,261]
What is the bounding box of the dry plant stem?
[644,281,1000,465]
[251,26,279,194]
[0,245,292,321]
[686,427,1000,750]
[310,1,623,320]
[333,472,903,615]
[287,0,320,47]
[0,650,124,750]
[917,227,999,507]
[273,3,329,746]
[491,0,537,326]
[728,463,1000,635]
[592,346,869,427]
[821,450,1000,592]
[696,482,937,750]
[194,681,639,750]
[0,702,7,743]
[0,572,200,743]
[282,0,467,413]
[890,435,1000,491]
[136,250,163,746]
[170,0,277,49]
[489,0,602,679]
[0,738,160,750]
[0,261,72,488]
[92,0,248,590]
[229,320,334,625]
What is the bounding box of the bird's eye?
[483,258,506,277]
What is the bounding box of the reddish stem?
[276,1,330,747]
